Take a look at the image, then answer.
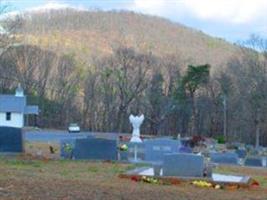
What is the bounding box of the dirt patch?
[24,141,60,159]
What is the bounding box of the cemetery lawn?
[0,157,266,200]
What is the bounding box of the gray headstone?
[229,142,243,149]
[119,151,128,161]
[73,138,117,160]
[178,146,192,153]
[245,144,254,151]
[244,157,263,167]
[210,152,239,165]
[181,138,191,147]
[235,149,247,158]
[60,135,94,159]
[264,157,267,167]
[0,127,23,152]
[144,138,181,162]
[128,142,145,161]
[163,153,204,177]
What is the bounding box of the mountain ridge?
[13,9,242,73]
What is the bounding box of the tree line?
[0,36,266,147]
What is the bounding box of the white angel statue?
[129,114,144,143]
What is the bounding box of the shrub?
[217,136,225,144]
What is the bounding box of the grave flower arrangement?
[63,143,74,159]
[119,144,128,151]
[141,176,159,184]
[192,180,213,188]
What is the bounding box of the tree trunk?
[190,92,197,135]
[255,109,260,148]
[223,95,227,141]
[255,125,260,148]
[116,104,124,132]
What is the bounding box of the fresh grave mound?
[120,166,253,189]
[119,152,256,189]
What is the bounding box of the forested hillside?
[0,9,266,146]
[17,9,242,71]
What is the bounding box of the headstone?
[60,135,94,159]
[210,152,239,165]
[245,144,254,152]
[128,142,145,161]
[73,138,117,160]
[263,157,267,167]
[162,153,205,177]
[144,138,181,162]
[0,127,23,152]
[235,149,247,158]
[118,142,130,161]
[255,146,265,156]
[179,146,192,153]
[228,142,243,150]
[153,163,162,176]
[119,151,128,161]
[181,138,191,147]
[244,157,263,167]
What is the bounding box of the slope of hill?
[2,9,265,141]
[16,9,242,72]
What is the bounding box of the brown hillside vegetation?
[17,9,242,72]
[1,9,267,145]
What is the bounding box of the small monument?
[129,114,144,162]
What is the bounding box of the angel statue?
[129,114,144,143]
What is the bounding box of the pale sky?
[4,0,267,43]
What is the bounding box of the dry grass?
[0,156,266,200]
[24,141,60,160]
[0,142,264,199]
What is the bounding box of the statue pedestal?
[131,143,140,162]
[130,136,142,143]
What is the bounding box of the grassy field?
[0,156,267,200]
